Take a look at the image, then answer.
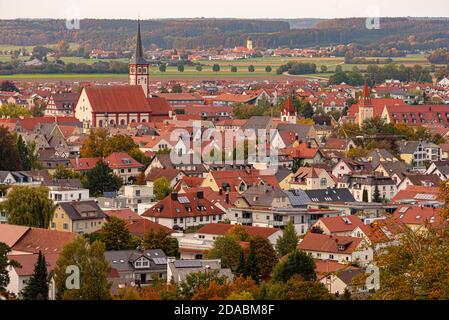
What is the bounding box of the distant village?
[1,22,449,301]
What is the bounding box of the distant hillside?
[0,18,449,51]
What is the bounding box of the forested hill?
[1,18,449,50]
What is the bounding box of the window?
[63,223,68,230]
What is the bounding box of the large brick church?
[75,21,170,128]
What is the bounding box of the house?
[178,223,283,259]
[44,179,90,203]
[104,152,144,184]
[141,191,226,231]
[201,169,279,194]
[167,258,233,284]
[120,184,155,212]
[70,157,101,172]
[317,263,367,295]
[123,219,173,238]
[298,233,373,266]
[323,138,356,153]
[45,92,80,117]
[51,200,107,234]
[0,224,76,255]
[6,253,59,299]
[104,249,167,287]
[145,168,185,188]
[289,167,336,190]
[374,161,408,185]
[391,205,446,233]
[338,174,397,202]
[312,215,366,237]
[37,148,71,170]
[332,158,373,179]
[397,173,441,191]
[391,185,442,205]
[396,140,441,167]
[426,160,449,180]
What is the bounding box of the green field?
[0,53,432,81]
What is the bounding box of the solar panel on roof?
[173,260,202,268]
[152,257,167,265]
[178,196,190,204]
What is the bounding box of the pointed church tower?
[281,97,297,124]
[358,82,374,126]
[129,20,150,97]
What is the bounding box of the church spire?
[130,19,148,65]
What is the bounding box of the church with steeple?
[129,20,150,97]
[74,21,170,129]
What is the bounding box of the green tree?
[52,164,78,179]
[230,66,238,73]
[144,228,179,257]
[212,64,220,72]
[248,65,255,72]
[172,83,183,93]
[373,184,382,203]
[85,161,122,197]
[177,65,185,72]
[276,220,299,257]
[207,235,241,271]
[362,189,369,202]
[159,65,167,72]
[271,249,316,283]
[55,237,112,300]
[235,248,246,277]
[320,65,328,73]
[98,217,138,251]
[20,251,49,300]
[0,243,20,294]
[5,186,55,228]
[179,270,228,300]
[244,243,260,283]
[17,135,32,170]
[0,127,22,171]
[153,176,173,200]
[265,66,272,73]
[196,66,203,72]
[302,103,314,119]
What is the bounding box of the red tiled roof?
[316,215,365,233]
[84,85,151,113]
[70,157,101,171]
[125,219,173,237]
[8,253,59,276]
[209,169,280,192]
[298,233,362,254]
[105,152,143,169]
[12,228,77,254]
[148,97,171,117]
[104,209,143,222]
[391,185,441,202]
[142,191,225,219]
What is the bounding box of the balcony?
[268,220,288,227]
[237,217,253,224]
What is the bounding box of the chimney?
[171,193,178,201]
[219,188,223,195]
[197,191,204,199]
[225,191,230,204]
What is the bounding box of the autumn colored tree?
[80,128,109,157]
[143,228,179,257]
[179,270,228,300]
[0,127,22,171]
[135,172,147,185]
[227,224,250,242]
[249,236,278,280]
[259,275,334,300]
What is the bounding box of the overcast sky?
[1,0,449,19]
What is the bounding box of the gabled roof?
[70,157,101,171]
[83,86,151,113]
[146,168,183,182]
[58,200,107,221]
[316,215,365,233]
[105,152,143,169]
[12,227,76,254]
[8,253,60,276]
[299,233,363,255]
[0,224,29,247]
